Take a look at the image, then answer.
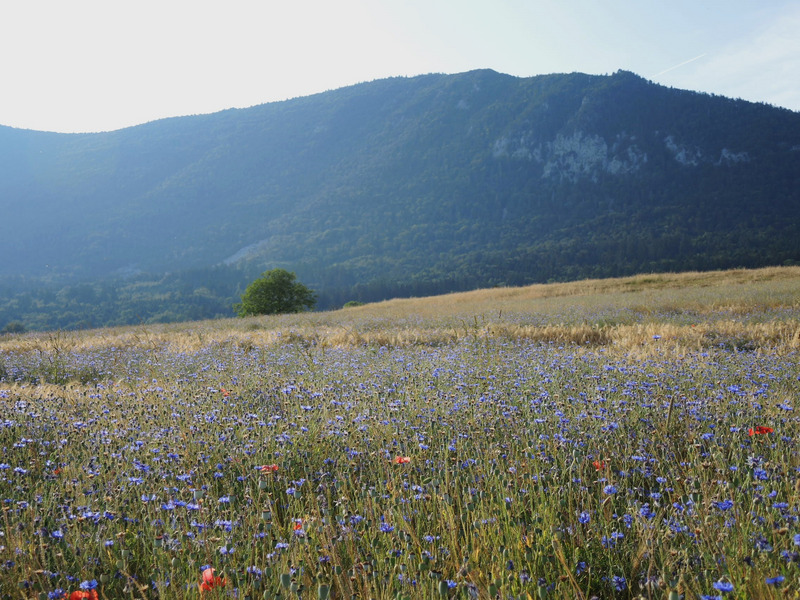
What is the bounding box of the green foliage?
[343,300,365,308]
[0,266,244,331]
[1,321,25,334]
[235,268,316,317]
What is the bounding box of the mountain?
[1,69,799,330]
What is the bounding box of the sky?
[1,0,798,133]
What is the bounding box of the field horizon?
[3,265,799,359]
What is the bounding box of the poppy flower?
[293,519,303,531]
[260,464,279,473]
[748,426,774,436]
[393,456,411,464]
[220,388,230,397]
[64,592,99,600]
[200,567,225,592]
[592,460,606,471]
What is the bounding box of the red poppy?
[393,456,411,464]
[293,519,303,531]
[220,388,230,397]
[260,464,279,473]
[592,460,606,471]
[64,591,99,600]
[748,426,774,436]
[200,567,225,592]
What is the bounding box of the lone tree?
[235,268,316,316]
[1,321,26,334]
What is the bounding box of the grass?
[0,266,799,599]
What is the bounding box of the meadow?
[1,266,800,599]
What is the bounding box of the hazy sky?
[1,0,798,133]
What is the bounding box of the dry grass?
[2,266,799,359]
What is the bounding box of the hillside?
[1,69,800,329]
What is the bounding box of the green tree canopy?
[1,321,26,334]
[235,269,316,317]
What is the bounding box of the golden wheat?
[2,267,799,360]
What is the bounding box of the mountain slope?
[1,69,799,328]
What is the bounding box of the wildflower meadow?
[1,267,800,599]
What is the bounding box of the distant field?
[1,267,799,599]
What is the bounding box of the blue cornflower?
[794,533,800,546]
[380,522,394,533]
[712,581,734,593]
[766,575,784,585]
[622,514,633,528]
[247,566,263,578]
[601,533,623,548]
[603,484,618,495]
[578,511,591,524]
[612,575,626,591]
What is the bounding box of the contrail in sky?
[654,53,708,76]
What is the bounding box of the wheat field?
[1,267,799,599]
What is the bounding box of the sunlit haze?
[1,0,798,133]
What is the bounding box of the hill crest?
[1,69,799,329]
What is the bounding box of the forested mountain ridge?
[1,69,799,330]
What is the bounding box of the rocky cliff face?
[490,120,757,183]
